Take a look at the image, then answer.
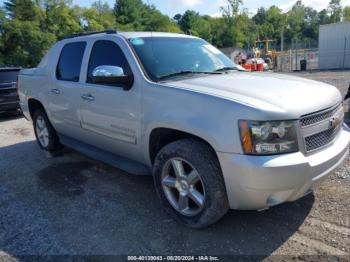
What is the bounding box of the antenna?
[147,0,153,37]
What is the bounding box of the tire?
[33,109,62,152]
[153,138,229,228]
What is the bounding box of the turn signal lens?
[239,120,253,154]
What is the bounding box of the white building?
[319,22,350,70]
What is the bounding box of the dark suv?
[0,67,21,113]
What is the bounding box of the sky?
[1,0,350,17]
[72,0,350,17]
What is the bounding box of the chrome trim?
[300,104,344,153]
[300,103,342,128]
[304,125,342,152]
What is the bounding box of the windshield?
[129,37,237,81]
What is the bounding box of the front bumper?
[217,124,350,210]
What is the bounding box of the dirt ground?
[0,71,349,261]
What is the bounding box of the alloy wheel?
[35,115,49,148]
[161,158,206,216]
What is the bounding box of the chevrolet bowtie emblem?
[329,116,342,129]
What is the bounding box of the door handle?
[81,94,95,101]
[51,89,60,95]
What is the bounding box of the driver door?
[79,39,142,161]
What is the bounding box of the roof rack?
[64,29,117,39]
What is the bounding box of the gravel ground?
[0,71,349,261]
[288,70,350,96]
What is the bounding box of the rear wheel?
[33,109,62,152]
[153,138,229,228]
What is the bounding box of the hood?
[163,72,342,118]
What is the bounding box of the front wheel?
[153,138,229,228]
[33,109,62,152]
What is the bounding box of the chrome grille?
[305,125,341,152]
[300,104,344,153]
[300,104,342,127]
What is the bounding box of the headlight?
[239,120,298,155]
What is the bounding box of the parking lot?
[0,71,349,260]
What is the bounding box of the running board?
[59,134,151,176]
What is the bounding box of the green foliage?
[4,0,41,21]
[220,0,243,18]
[174,1,254,48]
[301,7,319,41]
[1,19,55,66]
[43,1,81,39]
[253,6,283,41]
[114,0,180,32]
[0,7,6,28]
[0,0,349,68]
[140,5,181,32]
[251,0,340,48]
[0,0,182,67]
[114,0,143,27]
[318,9,330,25]
[213,11,256,48]
[81,1,115,31]
[344,6,350,22]
[176,10,212,40]
[235,12,257,47]
[328,0,342,23]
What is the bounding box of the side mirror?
[91,65,134,90]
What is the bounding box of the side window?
[87,40,132,84]
[56,42,86,82]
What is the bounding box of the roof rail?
[64,29,117,39]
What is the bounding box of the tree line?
[0,0,349,68]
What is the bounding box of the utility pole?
[343,36,348,69]
[290,38,293,71]
[295,38,298,71]
[281,27,284,52]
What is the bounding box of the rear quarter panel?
[18,73,50,120]
[18,45,61,120]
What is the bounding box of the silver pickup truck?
[18,31,350,228]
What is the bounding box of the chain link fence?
[220,46,349,72]
[276,48,319,72]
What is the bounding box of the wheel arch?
[148,127,219,166]
[28,98,47,119]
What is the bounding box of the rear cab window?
[56,42,86,82]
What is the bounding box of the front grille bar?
[304,125,341,152]
[300,103,343,152]
[300,103,342,128]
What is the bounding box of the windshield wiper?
[214,66,245,72]
[214,67,238,72]
[158,71,220,80]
